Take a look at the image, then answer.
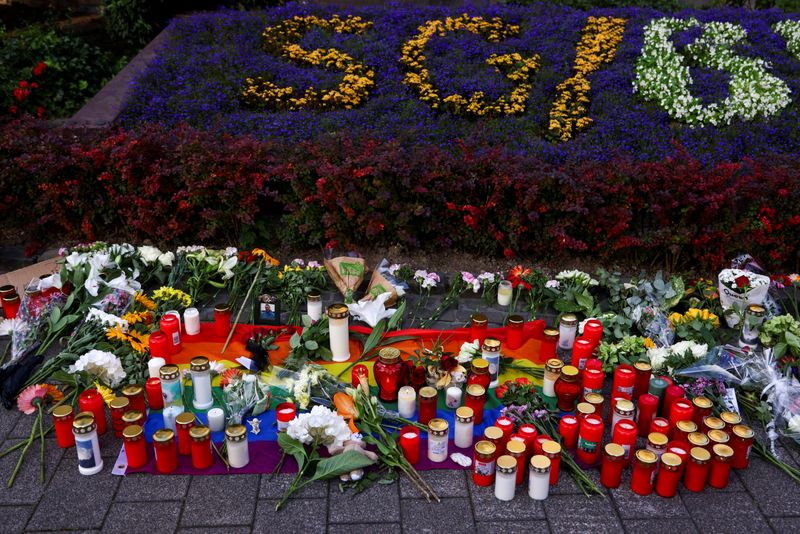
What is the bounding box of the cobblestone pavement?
[1,291,800,533]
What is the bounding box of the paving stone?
[0,505,32,534]
[328,523,402,534]
[327,478,400,523]
[476,520,550,533]
[401,497,475,534]
[181,475,259,527]
[549,464,607,495]
[469,483,545,521]
[543,494,623,534]
[0,439,64,505]
[681,492,771,534]
[102,501,182,534]
[737,456,800,516]
[768,517,800,531]
[399,469,468,498]
[27,456,119,530]
[624,518,699,534]
[116,473,190,502]
[610,471,690,519]
[0,408,20,444]
[177,528,251,534]
[258,473,327,500]
[253,499,326,532]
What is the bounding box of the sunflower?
[252,248,280,267]
[134,292,157,311]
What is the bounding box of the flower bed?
[119,3,800,164]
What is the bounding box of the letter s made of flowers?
[241,15,375,110]
[400,14,540,117]
[633,17,791,127]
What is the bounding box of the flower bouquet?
[409,338,466,390]
[718,268,770,327]
[324,255,366,304]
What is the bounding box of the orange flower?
[508,265,532,290]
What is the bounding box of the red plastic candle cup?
[709,444,734,488]
[52,405,75,448]
[582,368,604,402]
[673,420,697,444]
[79,388,107,435]
[176,412,195,456]
[214,303,231,337]
[505,440,527,485]
[418,387,438,426]
[160,314,181,355]
[576,415,604,467]
[631,449,659,495]
[662,385,685,419]
[730,425,755,469]
[559,415,579,450]
[0,285,15,300]
[612,365,636,400]
[495,416,514,450]
[153,429,178,474]
[109,397,130,438]
[504,315,524,351]
[400,425,420,464]
[123,425,148,469]
[484,427,504,459]
[352,364,370,390]
[473,440,497,486]
[636,394,659,437]
[276,402,297,432]
[519,424,538,457]
[633,361,652,399]
[692,396,713,428]
[145,378,164,411]
[649,417,670,437]
[464,385,486,425]
[571,339,594,371]
[541,440,562,485]
[659,375,673,387]
[189,426,214,470]
[612,420,638,466]
[1,294,20,319]
[582,320,603,347]
[122,385,147,420]
[668,400,694,438]
[666,441,690,477]
[655,453,683,498]
[541,328,559,360]
[684,446,711,492]
[471,313,488,346]
[584,358,603,372]
[555,366,581,411]
[533,434,552,456]
[148,330,168,359]
[600,443,626,488]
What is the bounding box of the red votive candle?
[684,446,711,492]
[662,385,685,419]
[79,388,107,435]
[465,385,486,425]
[418,387,438,426]
[692,396,713,428]
[153,429,178,474]
[582,368,604,400]
[471,314,488,346]
[612,420,638,466]
[52,405,75,448]
[730,424,755,469]
[109,396,130,438]
[176,412,195,456]
[583,320,603,347]
[400,425,420,464]
[276,402,297,432]
[571,339,594,371]
[122,385,147,420]
[636,394,659,437]
[214,303,231,337]
[506,315,524,350]
[559,415,579,450]
[533,434,552,456]
[1,294,20,319]
[709,444,734,489]
[655,452,683,498]
[612,365,636,400]
[474,440,497,486]
[633,361,652,399]
[484,427,504,459]
[495,416,514,450]
[145,378,164,411]
[673,420,697,443]
[669,400,694,438]
[190,425,214,470]
[505,440,527,485]
[123,424,148,469]
[160,314,181,355]
[601,443,626,488]
[519,424,538,457]
[148,330,169,359]
[584,358,603,372]
[541,440,562,485]
[577,415,604,466]
[666,440,690,477]
[649,417,670,437]
[541,328,559,360]
[631,449,658,495]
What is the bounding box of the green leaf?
[289,333,301,349]
[304,340,319,351]
[361,320,387,358]
[50,307,61,328]
[774,342,788,359]
[311,450,375,482]
[388,300,406,331]
[277,432,307,472]
[785,331,800,350]
[575,290,594,312]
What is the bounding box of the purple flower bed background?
[119,2,800,164]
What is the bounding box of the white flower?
[137,245,162,264]
[670,341,708,360]
[0,317,29,337]
[224,247,238,257]
[457,340,481,363]
[555,270,598,287]
[308,261,322,269]
[545,279,560,289]
[209,360,225,375]
[787,414,800,436]
[158,251,175,267]
[287,405,351,448]
[477,272,496,284]
[388,264,402,276]
[86,308,129,330]
[647,347,669,373]
[68,349,126,388]
[65,251,88,270]
[292,258,305,266]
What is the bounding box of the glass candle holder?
[541,440,562,486]
[541,328,559,361]
[465,384,487,425]
[542,358,563,398]
[418,387,438,425]
[709,444,734,489]
[351,364,369,392]
[190,425,213,470]
[109,396,131,438]
[691,396,713,428]
[400,425,420,464]
[153,428,178,474]
[482,338,501,388]
[684,446,711,492]
[687,432,710,451]
[505,315,524,350]
[123,424,148,469]
[633,361,652,399]
[585,393,604,418]
[78,388,107,436]
[471,313,488,346]
[73,412,102,476]
[555,366,581,411]
[397,386,416,419]
[121,410,144,429]
[184,307,201,336]
[505,439,527,485]
[307,292,323,322]
[473,440,497,486]
[730,424,754,469]
[176,412,196,456]
[467,358,491,391]
[649,414,669,435]
[1,294,20,319]
[559,415,579,450]
[374,347,403,402]
[720,411,742,433]
[53,404,75,449]
[557,314,578,351]
[427,418,449,463]
[528,455,551,500]
[673,420,697,444]
[327,303,351,362]
[276,402,297,432]
[630,449,658,495]
[655,452,683,498]
[601,443,626,488]
[497,281,513,307]
[191,357,214,410]
[214,303,231,337]
[739,304,766,347]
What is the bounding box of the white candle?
[190,357,213,410]
[307,293,322,322]
[427,419,449,463]
[542,359,563,397]
[162,406,183,432]
[494,455,517,501]
[398,386,416,419]
[445,386,462,409]
[528,455,551,500]
[207,408,225,432]
[184,307,200,336]
[482,339,501,389]
[73,415,103,476]
[225,425,249,468]
[148,357,166,379]
[558,314,578,350]
[497,280,513,307]
[454,407,474,449]
[327,304,350,362]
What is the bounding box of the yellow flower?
[152,286,192,308]
[106,325,128,343]
[252,248,280,266]
[668,312,682,325]
[95,383,116,406]
[644,337,656,349]
[134,292,156,311]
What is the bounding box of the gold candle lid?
[746,304,766,316]
[690,446,711,462]
[419,386,437,399]
[72,413,96,434]
[733,424,754,439]
[307,292,321,302]
[484,426,503,441]
[507,315,524,326]
[676,420,698,433]
[455,406,474,423]
[466,384,486,397]
[635,449,658,465]
[176,412,196,426]
[471,358,489,373]
[123,424,144,440]
[475,440,496,457]
[560,314,578,326]
[189,425,211,441]
[577,403,595,416]
[703,416,725,430]
[561,366,579,380]
[693,396,712,409]
[720,411,742,426]
[122,384,144,397]
[506,440,525,455]
[713,444,734,459]
[530,454,551,473]
[159,364,180,381]
[545,358,564,372]
[225,424,247,442]
[378,347,401,362]
[190,356,210,372]
[687,432,710,447]
[585,392,603,405]
[543,328,559,339]
[122,410,144,424]
[428,418,449,437]
[52,404,73,419]
[615,399,634,413]
[648,432,668,446]
[605,443,625,458]
[634,361,652,372]
[109,396,130,410]
[153,428,175,443]
[471,313,488,325]
[541,440,561,455]
[482,338,501,352]
[496,454,517,473]
[327,303,349,319]
[214,303,231,313]
[707,429,730,444]
[661,452,682,468]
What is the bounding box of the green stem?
[7,413,39,488]
[275,454,312,511]
[0,341,9,367]
[0,425,53,459]
[753,441,800,484]
[221,261,263,354]
[38,406,45,483]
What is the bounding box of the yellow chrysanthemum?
[95,383,116,406]
[643,337,656,349]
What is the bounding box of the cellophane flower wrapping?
[718,269,770,328]
[222,373,271,425]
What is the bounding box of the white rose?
[138,246,162,264]
[158,251,175,267]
